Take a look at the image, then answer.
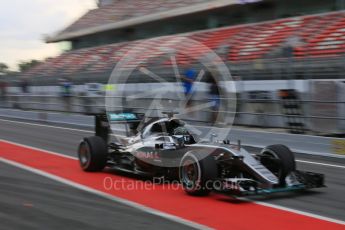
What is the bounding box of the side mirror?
[176,137,185,148]
[210,133,218,142]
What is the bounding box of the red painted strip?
[0,141,344,230]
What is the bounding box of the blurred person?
[283,33,305,58]
[0,80,5,97]
[20,78,30,94]
[205,70,221,125]
[282,32,305,83]
[60,78,73,112]
[0,80,8,105]
[79,91,91,114]
[216,44,231,61]
[16,78,30,110]
[180,67,197,111]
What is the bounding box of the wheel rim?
[79,142,91,168]
[181,158,199,190]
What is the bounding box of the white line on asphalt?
[0,118,345,169]
[0,118,93,133]
[194,123,339,140]
[238,197,345,226]
[296,160,345,169]
[0,157,212,230]
[0,139,77,160]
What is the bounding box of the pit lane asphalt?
[0,118,344,224]
[0,162,194,230]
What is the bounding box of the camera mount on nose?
[162,111,179,119]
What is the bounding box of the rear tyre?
[78,136,108,172]
[260,144,296,185]
[179,151,218,196]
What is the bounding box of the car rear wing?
[94,112,144,143]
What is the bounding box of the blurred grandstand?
[2,0,345,134]
[14,0,345,85]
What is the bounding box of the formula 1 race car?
[78,112,325,196]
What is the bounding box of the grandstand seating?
[24,11,345,78]
[296,13,345,57]
[62,0,210,34]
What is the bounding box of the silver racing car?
[78,112,324,196]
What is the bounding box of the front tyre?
[260,144,296,185]
[179,151,218,196]
[78,136,108,172]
